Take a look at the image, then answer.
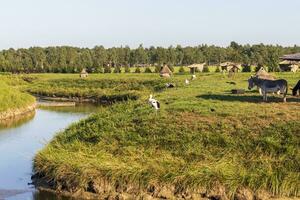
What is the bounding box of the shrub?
[135,67,141,73]
[168,65,175,72]
[202,66,210,73]
[178,66,185,74]
[215,67,221,73]
[155,66,161,73]
[242,65,251,72]
[113,66,121,73]
[144,67,152,73]
[95,67,104,73]
[124,66,130,73]
[104,66,112,73]
[255,63,264,72]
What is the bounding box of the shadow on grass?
[197,94,300,103]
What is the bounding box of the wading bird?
[149,94,160,110]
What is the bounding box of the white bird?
[148,94,160,110]
[185,79,190,85]
[191,74,196,80]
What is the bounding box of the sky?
[0,0,299,50]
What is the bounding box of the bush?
[178,66,185,74]
[95,67,104,73]
[113,66,121,73]
[104,66,112,73]
[144,67,152,73]
[135,67,141,73]
[124,66,130,73]
[242,65,251,72]
[215,67,221,73]
[202,66,210,73]
[168,65,175,72]
[155,66,161,73]
[255,63,264,72]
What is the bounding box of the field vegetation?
[0,76,35,114]
[31,72,300,199]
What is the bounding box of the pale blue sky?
[0,0,299,50]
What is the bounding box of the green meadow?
[0,76,35,113]
[26,72,300,199]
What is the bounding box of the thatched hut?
[160,65,172,78]
[80,68,88,78]
[255,67,275,80]
[187,63,206,74]
[279,53,300,72]
[220,62,241,72]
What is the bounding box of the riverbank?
[0,80,36,121]
[31,73,300,200]
[0,103,36,121]
[24,74,169,104]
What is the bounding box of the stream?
[0,106,96,200]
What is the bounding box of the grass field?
[0,76,35,113]
[26,72,300,199]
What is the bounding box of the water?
[0,106,95,200]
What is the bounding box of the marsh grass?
[25,74,172,103]
[31,72,300,198]
[0,79,35,112]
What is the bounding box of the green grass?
[0,77,35,113]
[23,73,172,103]
[30,72,300,198]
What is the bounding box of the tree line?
[0,42,299,73]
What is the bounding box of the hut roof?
[160,65,172,74]
[280,53,300,61]
[220,62,233,67]
[80,68,88,74]
[255,67,268,76]
[220,62,241,67]
[279,60,299,65]
[187,63,206,68]
[255,67,275,79]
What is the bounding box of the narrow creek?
[0,105,96,200]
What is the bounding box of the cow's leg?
[263,90,268,102]
[283,87,287,102]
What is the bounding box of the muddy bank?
[37,101,76,107]
[0,102,36,121]
[0,110,35,128]
[32,175,296,200]
[34,93,139,105]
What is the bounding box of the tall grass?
[0,80,35,112]
[32,72,300,198]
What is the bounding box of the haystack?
[160,65,172,78]
[255,67,275,80]
[80,68,88,78]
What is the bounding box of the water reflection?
[0,105,92,200]
[3,189,72,200]
[0,111,35,130]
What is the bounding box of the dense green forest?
[0,42,299,73]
